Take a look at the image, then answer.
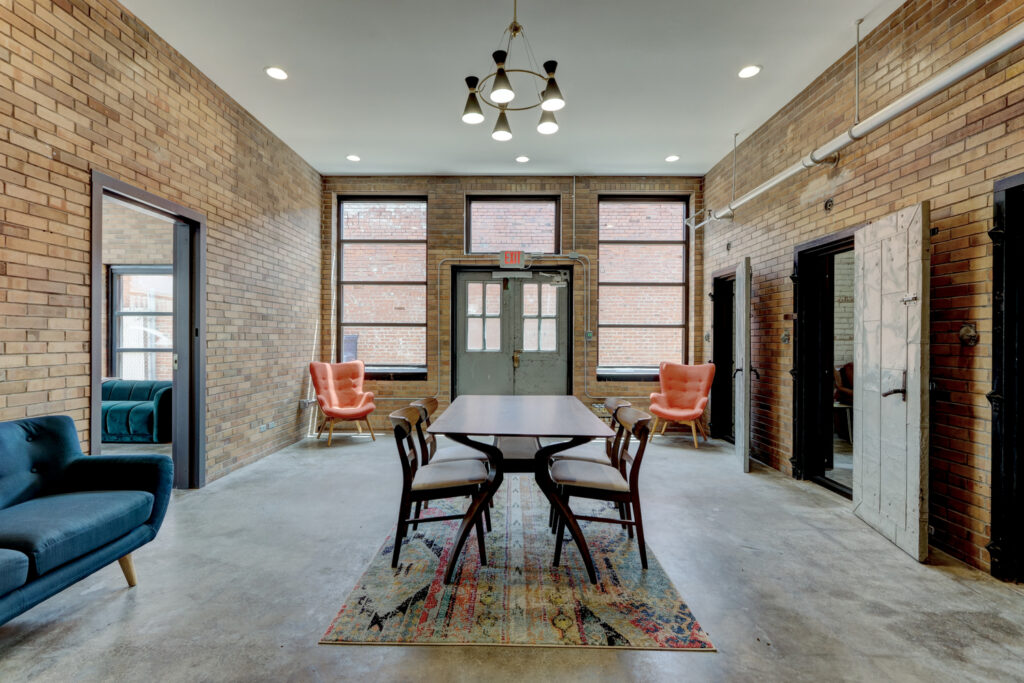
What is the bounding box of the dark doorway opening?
[792,229,857,498]
[710,270,736,442]
[90,171,207,489]
[990,172,1024,582]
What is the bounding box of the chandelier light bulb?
[491,68,515,104]
[536,109,558,135]
[540,62,564,111]
[462,92,485,124]
[492,110,513,141]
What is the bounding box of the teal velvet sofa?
[0,415,172,626]
[101,379,173,443]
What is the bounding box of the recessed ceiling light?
[346,154,360,162]
[264,66,288,80]
[515,155,529,163]
[738,65,761,79]
[665,155,680,162]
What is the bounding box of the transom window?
[466,197,559,254]
[109,265,173,381]
[597,197,688,377]
[338,199,427,374]
[522,282,557,351]
[465,281,502,351]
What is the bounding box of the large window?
[598,198,688,378]
[338,199,427,375]
[466,197,559,254]
[109,265,174,381]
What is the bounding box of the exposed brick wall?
[701,0,1024,571]
[0,0,321,482]
[833,251,855,365]
[469,201,557,253]
[319,176,703,430]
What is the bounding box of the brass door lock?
[512,350,521,368]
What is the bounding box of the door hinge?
[900,294,918,304]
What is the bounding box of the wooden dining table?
[427,394,614,584]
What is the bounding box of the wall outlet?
[584,330,594,341]
[258,424,267,432]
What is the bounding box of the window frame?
[465,195,561,255]
[108,264,174,380]
[336,196,429,380]
[596,195,690,381]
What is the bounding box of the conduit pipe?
[691,20,1024,230]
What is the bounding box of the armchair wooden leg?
[327,419,335,446]
[649,417,659,439]
[690,421,699,448]
[660,420,669,436]
[316,417,326,440]
[365,419,376,441]
[356,421,363,434]
[117,554,137,587]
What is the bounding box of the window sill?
[596,367,660,382]
[364,367,428,382]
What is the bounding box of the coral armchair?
[649,362,715,448]
[309,360,376,445]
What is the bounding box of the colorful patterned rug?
[320,476,714,650]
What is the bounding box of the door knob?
[512,350,520,369]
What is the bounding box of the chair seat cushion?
[322,403,375,420]
[550,460,629,492]
[411,460,487,491]
[551,448,612,466]
[0,548,29,597]
[649,403,702,422]
[429,445,489,464]
[0,491,154,576]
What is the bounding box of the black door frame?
[990,172,1024,581]
[791,227,857,497]
[449,265,573,400]
[710,267,736,441]
[90,171,207,489]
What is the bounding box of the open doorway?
[793,230,856,497]
[710,270,736,442]
[90,172,206,489]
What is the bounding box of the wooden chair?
[649,362,715,448]
[388,407,490,569]
[411,398,489,466]
[550,406,652,570]
[309,360,376,445]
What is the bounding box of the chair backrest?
[309,360,366,411]
[603,397,631,465]
[389,406,423,486]
[658,362,716,411]
[410,398,439,464]
[612,406,652,492]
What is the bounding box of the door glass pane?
[484,318,501,350]
[522,283,538,316]
[117,351,173,381]
[118,315,173,349]
[541,284,557,316]
[467,318,483,350]
[467,282,483,315]
[118,275,173,312]
[523,319,538,351]
[485,283,501,315]
[540,318,556,351]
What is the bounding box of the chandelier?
[460,0,565,141]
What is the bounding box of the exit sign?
[501,250,526,269]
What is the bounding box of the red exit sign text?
[501,250,526,269]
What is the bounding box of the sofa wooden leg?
[365,419,376,441]
[118,554,137,587]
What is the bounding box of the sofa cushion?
[0,416,83,511]
[101,401,157,439]
[0,549,29,597]
[101,380,172,402]
[0,491,154,576]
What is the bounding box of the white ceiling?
[119,0,904,176]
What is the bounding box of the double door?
[454,270,570,397]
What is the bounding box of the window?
[338,199,427,376]
[521,282,558,351]
[466,197,559,254]
[109,265,174,381]
[465,281,502,351]
[597,198,688,378]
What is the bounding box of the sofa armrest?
[57,455,173,532]
[152,386,173,443]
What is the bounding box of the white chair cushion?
[412,460,487,491]
[550,460,629,492]
[551,450,612,466]
[429,444,489,464]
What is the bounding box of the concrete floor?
[2,434,1023,682]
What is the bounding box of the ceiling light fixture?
[515,155,530,163]
[665,154,680,162]
[461,0,564,141]
[265,66,288,80]
[738,65,761,79]
[346,154,360,162]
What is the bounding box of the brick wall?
[701,0,1024,570]
[833,251,854,365]
[0,0,322,481]
[320,176,703,429]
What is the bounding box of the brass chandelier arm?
[475,68,548,112]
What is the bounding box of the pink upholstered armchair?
[309,360,376,445]
[649,362,715,448]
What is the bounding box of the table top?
[428,395,614,439]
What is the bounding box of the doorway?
[991,172,1024,581]
[710,270,736,442]
[793,230,856,497]
[90,172,207,489]
[452,268,571,397]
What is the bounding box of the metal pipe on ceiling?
[690,20,1024,230]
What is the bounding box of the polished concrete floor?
[2,433,1023,682]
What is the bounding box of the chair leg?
[412,501,422,530]
[690,421,699,448]
[117,554,137,587]
[624,499,634,539]
[316,415,326,440]
[617,502,630,532]
[327,419,335,446]
[356,420,362,434]
[483,500,491,532]
[649,417,659,439]
[391,494,411,568]
[365,418,376,441]
[553,512,567,567]
[632,495,648,570]
[475,512,488,567]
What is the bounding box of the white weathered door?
[853,203,930,561]
[735,257,752,473]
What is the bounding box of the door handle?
[732,368,742,378]
[512,350,520,369]
[882,370,907,401]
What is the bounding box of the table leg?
[442,435,504,584]
[535,436,598,584]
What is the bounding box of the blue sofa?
[101,379,173,443]
[0,415,172,626]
